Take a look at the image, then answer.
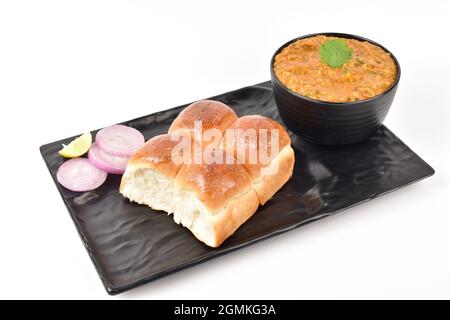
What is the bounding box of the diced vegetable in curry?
[273,36,397,103]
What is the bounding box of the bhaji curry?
[273,36,397,103]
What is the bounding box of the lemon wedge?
[59,132,92,158]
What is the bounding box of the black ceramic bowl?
[270,32,401,145]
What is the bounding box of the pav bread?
[221,115,295,205]
[120,100,295,247]
[120,137,259,247]
[119,134,184,213]
[168,100,237,148]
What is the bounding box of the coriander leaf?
[319,39,353,68]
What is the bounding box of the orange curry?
[273,36,397,103]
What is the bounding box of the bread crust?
[251,145,295,204]
[174,148,253,213]
[127,134,185,178]
[205,188,259,247]
[168,100,237,148]
[220,115,294,204]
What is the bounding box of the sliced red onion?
[88,142,129,174]
[95,125,145,157]
[57,158,107,192]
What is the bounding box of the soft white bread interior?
[120,134,184,213]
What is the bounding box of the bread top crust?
[174,148,253,214]
[168,100,238,145]
[129,134,187,179]
[221,115,291,178]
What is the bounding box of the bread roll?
[120,136,258,247]
[120,134,185,213]
[221,115,295,204]
[174,148,259,247]
[168,100,237,148]
[120,101,295,247]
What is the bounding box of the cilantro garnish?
[319,39,353,68]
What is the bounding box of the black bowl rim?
[270,32,401,106]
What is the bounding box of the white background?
[0,0,449,299]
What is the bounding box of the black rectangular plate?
[40,81,435,295]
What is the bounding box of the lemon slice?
[59,132,92,158]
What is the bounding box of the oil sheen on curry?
[273,36,397,103]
